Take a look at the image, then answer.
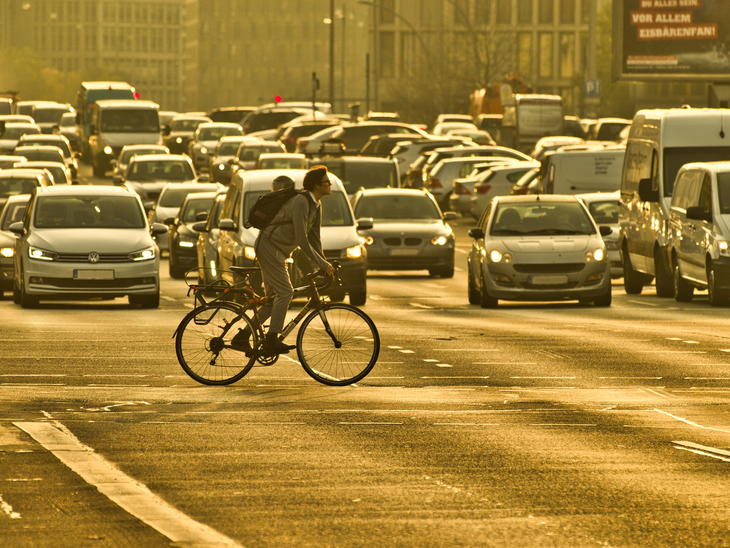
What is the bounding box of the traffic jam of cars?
[1,82,727,311]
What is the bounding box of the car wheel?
[707,262,729,307]
[654,249,674,297]
[623,244,645,295]
[479,270,498,308]
[349,288,367,306]
[593,286,612,307]
[129,291,160,309]
[467,261,480,305]
[673,259,693,302]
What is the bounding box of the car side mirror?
[599,225,612,237]
[9,221,24,235]
[150,222,168,236]
[164,217,176,225]
[192,221,208,232]
[195,212,208,221]
[638,178,659,202]
[112,176,123,186]
[197,174,209,182]
[109,159,117,169]
[219,218,236,231]
[443,212,458,221]
[356,218,374,230]
[686,206,712,222]
[162,125,171,136]
[143,200,155,212]
[468,227,485,239]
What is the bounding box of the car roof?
[3,194,31,205]
[121,144,168,150]
[316,156,396,164]
[356,188,432,198]
[18,161,67,168]
[495,194,581,205]
[94,99,159,109]
[35,185,138,196]
[576,191,620,202]
[183,191,218,201]
[239,168,346,193]
[14,145,64,152]
[1,122,39,129]
[130,154,190,163]
[0,169,45,179]
[197,122,243,129]
[160,182,220,193]
[681,160,730,174]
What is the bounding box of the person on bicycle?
[232,167,335,354]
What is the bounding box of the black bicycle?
[173,263,379,386]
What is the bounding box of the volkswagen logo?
[87,252,100,264]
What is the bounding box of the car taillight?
[476,184,492,195]
[430,178,442,189]
[455,183,471,195]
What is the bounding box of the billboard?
[613,0,730,81]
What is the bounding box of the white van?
[88,99,161,177]
[544,146,625,195]
[216,169,369,305]
[668,161,730,306]
[618,107,730,296]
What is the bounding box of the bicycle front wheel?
[297,304,379,386]
[175,302,256,385]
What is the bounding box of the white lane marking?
[654,409,730,434]
[455,248,468,255]
[674,441,730,461]
[409,303,433,309]
[600,376,662,379]
[473,362,537,365]
[674,446,730,463]
[399,349,415,354]
[683,341,700,344]
[511,376,576,379]
[645,389,670,398]
[684,377,730,380]
[13,422,242,548]
[639,351,706,354]
[721,349,730,353]
[529,424,597,427]
[0,374,66,377]
[387,345,402,349]
[433,423,499,426]
[423,359,439,362]
[437,349,499,352]
[435,364,453,368]
[338,422,403,425]
[667,337,682,341]
[0,495,21,519]
[420,376,489,379]
[161,296,176,301]
[627,300,659,306]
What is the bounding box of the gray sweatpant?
[254,237,293,334]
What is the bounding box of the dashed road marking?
[674,441,730,463]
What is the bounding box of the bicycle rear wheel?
[296,303,379,386]
[175,302,256,385]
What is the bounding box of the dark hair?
[272,174,295,191]
[303,165,328,191]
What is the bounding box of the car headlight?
[719,241,730,257]
[29,247,59,261]
[178,239,195,248]
[103,146,113,155]
[361,235,374,246]
[346,244,363,259]
[244,245,256,261]
[128,247,156,261]
[586,248,606,262]
[200,146,208,155]
[431,235,449,246]
[0,247,13,258]
[176,137,183,144]
[217,164,225,171]
[489,249,512,263]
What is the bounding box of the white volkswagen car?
[10,185,167,308]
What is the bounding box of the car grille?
[54,253,133,263]
[383,237,422,246]
[513,263,585,274]
[32,277,150,288]
[518,281,579,290]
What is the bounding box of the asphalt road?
[2,166,730,547]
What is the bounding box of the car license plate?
[389,248,419,256]
[74,269,114,280]
[528,275,568,285]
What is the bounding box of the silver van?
[88,99,161,177]
[216,169,369,305]
[668,161,730,306]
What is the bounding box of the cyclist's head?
[303,165,328,192]
[272,174,295,192]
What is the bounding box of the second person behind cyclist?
[232,166,335,354]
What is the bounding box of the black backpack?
[244,187,312,230]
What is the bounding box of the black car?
[168,191,217,278]
[359,132,423,157]
[314,157,400,197]
[162,115,211,154]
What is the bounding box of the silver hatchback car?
[467,194,612,307]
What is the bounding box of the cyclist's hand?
[324,262,336,278]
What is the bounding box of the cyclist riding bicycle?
[231,167,336,355]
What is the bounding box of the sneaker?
[230,329,253,353]
[263,334,296,355]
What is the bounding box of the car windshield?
[198,127,241,141]
[59,114,75,127]
[243,190,353,227]
[1,200,28,230]
[663,147,730,197]
[127,160,193,181]
[32,108,69,123]
[100,109,159,133]
[354,194,441,220]
[490,202,595,236]
[21,139,71,157]
[237,146,283,162]
[33,195,145,229]
[717,173,730,214]
[0,177,40,199]
[15,149,65,162]
[1,126,40,140]
[120,148,164,164]
[587,200,619,224]
[218,141,243,155]
[180,197,214,223]
[171,119,206,132]
[322,162,398,194]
